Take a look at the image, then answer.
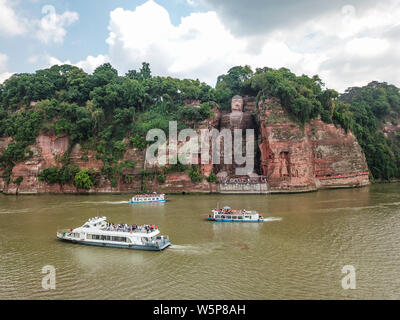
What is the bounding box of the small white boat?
[129,192,168,204]
[57,216,170,251]
[207,206,264,223]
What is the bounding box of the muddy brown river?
[1,184,400,299]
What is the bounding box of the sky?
[0,0,400,92]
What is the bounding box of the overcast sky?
[0,0,399,92]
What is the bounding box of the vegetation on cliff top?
[339,82,400,180]
[0,63,399,184]
[217,67,400,180]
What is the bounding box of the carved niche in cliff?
[278,151,290,177]
[216,95,259,177]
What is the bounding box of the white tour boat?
[57,216,170,251]
[207,206,264,223]
[129,192,168,204]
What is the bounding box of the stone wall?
[218,182,268,194]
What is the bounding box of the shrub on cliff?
[177,102,215,123]
[59,165,80,185]
[130,135,147,150]
[206,173,217,183]
[13,176,23,186]
[157,174,166,183]
[39,168,60,184]
[39,165,80,185]
[187,165,203,183]
[74,169,94,190]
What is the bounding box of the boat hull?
[128,199,168,204]
[57,236,170,251]
[207,218,264,223]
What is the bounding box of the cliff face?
[257,101,369,192]
[0,98,370,194]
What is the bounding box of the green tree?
[74,170,94,190]
[39,167,60,184]
[216,65,254,96]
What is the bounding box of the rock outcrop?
[258,99,369,192]
[0,96,370,194]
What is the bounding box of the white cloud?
[0,0,27,36]
[47,54,110,74]
[186,0,198,7]
[75,55,110,74]
[36,5,79,44]
[101,0,400,91]
[0,52,13,84]
[48,56,72,66]
[0,72,13,84]
[23,0,400,93]
[345,38,390,57]
[106,0,246,84]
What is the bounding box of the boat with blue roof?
[129,192,168,204]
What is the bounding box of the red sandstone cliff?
[0,134,216,195]
[0,98,370,194]
[257,99,369,192]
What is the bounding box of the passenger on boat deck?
[104,222,156,233]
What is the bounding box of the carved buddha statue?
[216,95,258,177]
[219,95,254,129]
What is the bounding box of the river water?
[1,184,400,300]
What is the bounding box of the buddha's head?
[231,95,244,112]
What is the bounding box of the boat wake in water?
[72,201,131,205]
[168,244,222,255]
[264,217,282,222]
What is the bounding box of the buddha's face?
[231,97,243,112]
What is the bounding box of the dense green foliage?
[217,67,400,180]
[206,172,217,183]
[1,62,400,185]
[72,169,99,190]
[0,62,219,185]
[38,164,80,185]
[217,66,339,124]
[339,82,400,180]
[186,165,203,183]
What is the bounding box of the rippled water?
[1,184,400,299]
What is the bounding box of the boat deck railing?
[153,237,170,247]
[213,210,259,215]
[101,227,158,234]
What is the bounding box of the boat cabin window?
[111,236,127,242]
[87,234,127,242]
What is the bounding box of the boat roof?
[75,217,161,237]
[213,209,259,215]
[133,193,164,196]
[74,226,160,237]
[85,216,107,225]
